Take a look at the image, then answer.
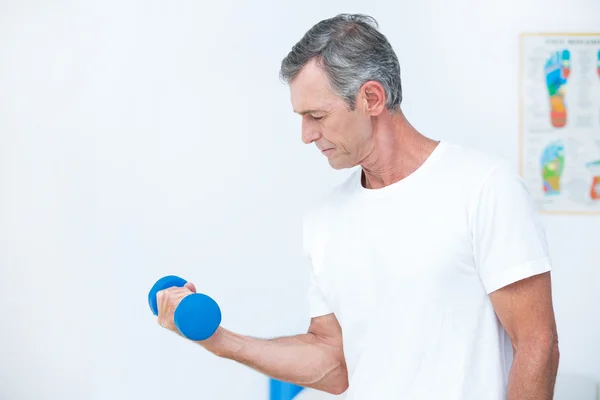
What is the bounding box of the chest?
[309,196,477,320]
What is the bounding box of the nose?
[301,118,321,144]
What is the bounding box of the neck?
[359,110,439,190]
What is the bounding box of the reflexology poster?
[519,33,600,214]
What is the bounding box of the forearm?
[507,340,560,400]
[199,327,348,394]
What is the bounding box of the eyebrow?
[294,109,325,115]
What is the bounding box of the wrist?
[197,327,246,359]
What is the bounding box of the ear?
[359,81,386,116]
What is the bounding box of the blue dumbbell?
[148,275,221,341]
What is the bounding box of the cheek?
[325,113,369,151]
[344,115,370,144]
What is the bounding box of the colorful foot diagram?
[545,49,570,128]
[541,141,565,195]
[597,50,600,79]
[586,160,600,200]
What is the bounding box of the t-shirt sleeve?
[307,256,333,318]
[471,161,552,294]
[303,212,333,318]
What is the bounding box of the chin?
[328,159,353,170]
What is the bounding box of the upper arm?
[308,313,343,348]
[471,161,551,295]
[471,161,558,346]
[489,271,558,348]
[306,313,348,393]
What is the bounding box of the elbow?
[544,333,560,367]
[551,338,560,370]
[324,373,349,395]
[317,361,349,395]
[514,332,560,370]
[328,384,349,395]
[545,336,560,375]
[330,369,349,394]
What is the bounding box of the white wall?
[0,0,598,399]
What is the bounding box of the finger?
[157,288,183,329]
[156,289,164,316]
[184,282,197,293]
[156,287,194,330]
[157,288,173,325]
[156,289,165,327]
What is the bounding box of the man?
[157,14,560,399]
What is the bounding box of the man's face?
[289,60,373,170]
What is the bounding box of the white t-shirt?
[303,141,552,399]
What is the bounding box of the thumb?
[184,282,197,293]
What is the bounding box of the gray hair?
[279,14,402,111]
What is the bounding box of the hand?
[156,282,197,334]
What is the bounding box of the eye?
[311,115,324,121]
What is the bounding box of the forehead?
[289,59,338,113]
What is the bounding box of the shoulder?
[446,144,543,238]
[439,142,512,180]
[437,141,524,196]
[432,142,536,230]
